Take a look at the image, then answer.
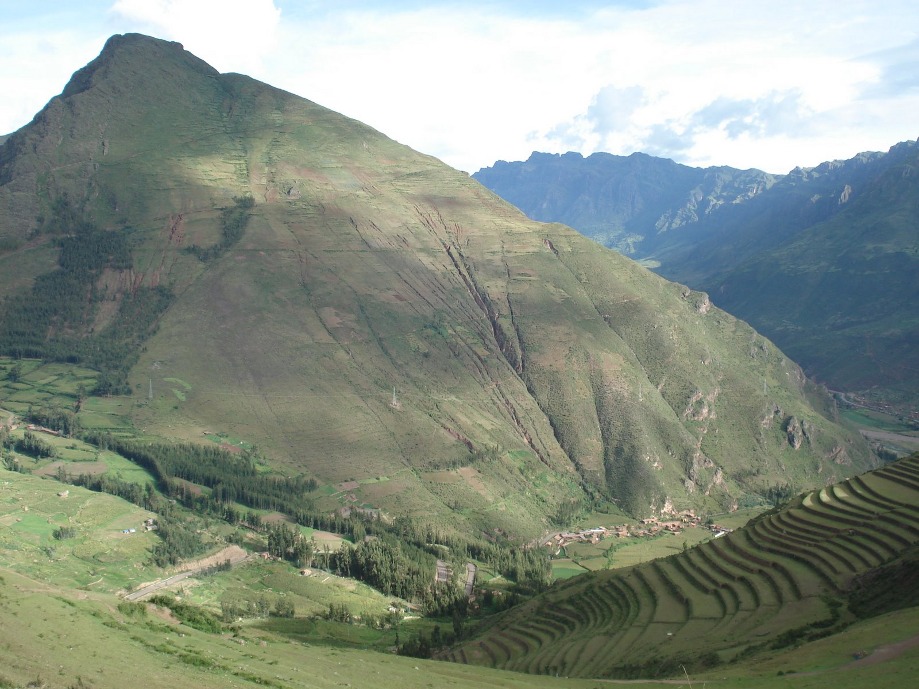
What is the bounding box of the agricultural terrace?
[446,454,919,679]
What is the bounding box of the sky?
[1,0,917,174]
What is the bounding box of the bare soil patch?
[361,480,408,500]
[847,632,919,669]
[458,466,488,497]
[35,460,107,478]
[311,530,346,546]
[261,512,294,524]
[423,470,463,484]
[147,604,180,625]
[170,477,203,496]
[172,545,248,574]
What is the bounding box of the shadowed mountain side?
[701,147,919,396]
[0,34,874,537]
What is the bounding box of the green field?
[0,470,158,592]
[840,407,914,433]
[2,454,919,689]
[0,567,612,689]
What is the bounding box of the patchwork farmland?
[446,454,919,678]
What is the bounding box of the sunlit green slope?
[0,35,874,537]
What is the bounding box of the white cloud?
[0,28,109,134]
[517,0,918,172]
[109,0,281,75]
[1,1,917,174]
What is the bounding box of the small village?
[542,510,732,554]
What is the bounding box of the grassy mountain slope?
[646,143,916,284]
[702,148,919,397]
[0,35,874,537]
[448,453,919,679]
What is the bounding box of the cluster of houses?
[543,510,732,553]
[122,518,158,535]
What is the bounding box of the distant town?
[542,511,731,554]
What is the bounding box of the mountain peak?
[61,33,217,99]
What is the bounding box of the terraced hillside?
[446,454,919,678]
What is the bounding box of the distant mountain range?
[474,145,919,407]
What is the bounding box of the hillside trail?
[784,631,919,679]
[124,545,249,601]
[844,632,919,668]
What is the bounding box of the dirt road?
[124,545,249,601]
[860,429,919,451]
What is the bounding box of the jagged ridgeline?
[446,454,919,678]
[0,34,875,537]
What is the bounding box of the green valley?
[0,33,915,689]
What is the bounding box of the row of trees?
[6,431,56,458]
[26,403,81,436]
[150,515,207,567]
[63,433,551,603]
[220,595,294,622]
[87,433,319,515]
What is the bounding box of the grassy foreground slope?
[0,463,917,689]
[0,568,588,689]
[1,565,916,689]
[0,35,874,536]
[448,453,919,679]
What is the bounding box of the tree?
[272,598,295,618]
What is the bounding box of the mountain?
[473,145,919,407]
[662,144,919,400]
[473,151,779,256]
[0,34,875,538]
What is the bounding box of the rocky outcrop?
[785,415,810,450]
